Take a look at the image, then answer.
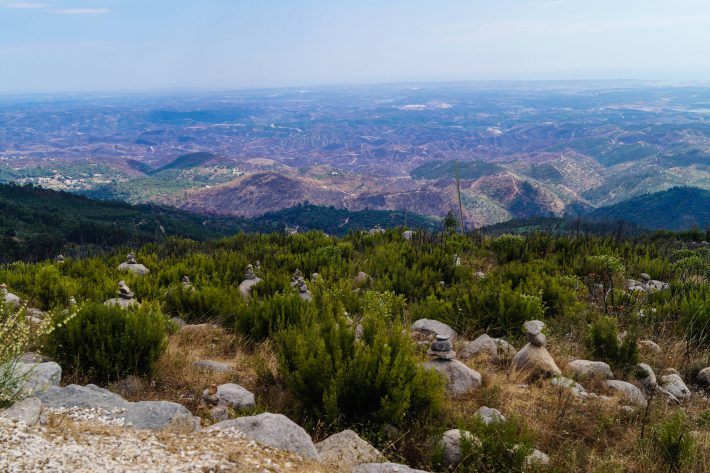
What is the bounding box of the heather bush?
[45,302,167,383]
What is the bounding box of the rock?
[638,340,662,355]
[354,271,373,286]
[640,273,651,282]
[352,463,428,473]
[476,406,505,424]
[647,280,669,291]
[495,339,516,359]
[634,363,657,393]
[427,334,456,360]
[192,360,233,373]
[550,376,587,397]
[117,253,150,276]
[1,397,43,426]
[17,353,51,364]
[238,264,262,299]
[438,429,479,467]
[0,284,20,308]
[208,413,320,460]
[38,384,200,432]
[697,367,710,387]
[38,384,130,411]
[524,320,546,347]
[606,380,647,408]
[660,374,691,401]
[411,319,457,339]
[460,334,497,360]
[474,271,486,278]
[512,343,561,378]
[104,281,140,309]
[11,361,62,396]
[181,276,195,291]
[566,360,613,380]
[424,359,482,397]
[202,383,255,410]
[316,429,382,468]
[209,405,229,422]
[170,317,186,328]
[525,449,550,466]
[402,230,414,240]
[124,401,199,432]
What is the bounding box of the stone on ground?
[11,361,62,396]
[696,367,710,387]
[423,359,482,397]
[512,343,561,378]
[315,429,381,468]
[208,412,320,461]
[460,334,497,359]
[352,463,428,473]
[606,380,647,408]
[476,406,505,424]
[438,429,479,467]
[660,374,691,401]
[550,376,587,397]
[411,319,457,338]
[566,360,613,380]
[202,383,255,410]
[192,359,234,373]
[0,397,43,426]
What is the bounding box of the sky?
[1,0,710,93]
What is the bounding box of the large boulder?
[423,359,482,397]
[207,413,319,461]
[117,253,150,276]
[660,374,691,401]
[411,319,457,339]
[11,361,62,396]
[316,429,382,468]
[202,383,255,410]
[38,384,129,411]
[566,360,613,380]
[512,343,561,378]
[124,401,199,433]
[606,380,647,408]
[352,463,428,473]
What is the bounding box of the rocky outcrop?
[208,413,320,461]
[566,360,613,380]
[10,361,62,396]
[316,429,381,468]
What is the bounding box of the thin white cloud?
[48,7,111,15]
[3,2,49,8]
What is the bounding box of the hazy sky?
[1,0,710,92]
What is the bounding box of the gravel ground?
[0,411,330,473]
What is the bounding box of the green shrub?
[235,292,315,341]
[490,234,526,263]
[277,292,443,429]
[585,315,638,368]
[678,289,710,348]
[45,302,167,383]
[0,305,32,407]
[653,413,695,473]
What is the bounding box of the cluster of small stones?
[627,272,669,293]
[239,264,263,299]
[104,281,140,308]
[291,269,313,302]
[117,253,150,276]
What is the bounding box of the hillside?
[586,187,710,231]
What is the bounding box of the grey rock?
[124,401,198,432]
[550,376,587,397]
[202,383,255,410]
[660,374,691,401]
[476,406,505,425]
[566,360,613,380]
[606,380,647,407]
[238,278,262,299]
[402,230,414,240]
[524,320,546,347]
[208,412,319,460]
[316,429,381,469]
[635,363,657,393]
[697,367,710,387]
[474,271,486,278]
[39,384,130,411]
[460,334,497,359]
[638,340,662,355]
[170,317,187,328]
[512,343,561,378]
[192,360,233,373]
[1,397,43,426]
[354,271,373,286]
[525,449,550,466]
[210,405,229,422]
[118,254,150,276]
[411,319,457,338]
[438,429,479,467]
[104,297,140,309]
[352,463,428,473]
[423,359,482,397]
[17,353,51,364]
[640,273,651,282]
[12,361,62,396]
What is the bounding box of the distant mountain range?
[584,187,710,231]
